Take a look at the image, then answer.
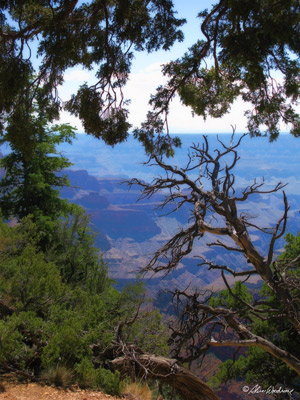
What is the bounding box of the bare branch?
[143,224,198,275]
[207,240,244,253]
[184,296,300,375]
[208,336,300,376]
[200,259,257,277]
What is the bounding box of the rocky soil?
[0,376,120,400]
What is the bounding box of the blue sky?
[130,0,213,73]
[58,1,252,134]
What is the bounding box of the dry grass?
[40,366,73,387]
[121,382,153,400]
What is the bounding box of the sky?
[58,1,249,134]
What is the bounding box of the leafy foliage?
[0,0,185,147]
[123,308,169,356]
[2,1,299,153]
[0,215,167,393]
[0,107,75,222]
[142,0,300,142]
[209,281,253,315]
[0,99,79,250]
[0,112,169,392]
[46,207,109,290]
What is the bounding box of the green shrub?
[75,358,122,395]
[96,367,122,396]
[74,358,98,388]
[0,216,168,397]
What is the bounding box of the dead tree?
[128,134,300,376]
[112,351,219,400]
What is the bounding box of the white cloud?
[124,62,249,133]
[59,109,84,132]
[64,69,92,82]
[56,63,268,134]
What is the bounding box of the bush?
[74,358,98,388]
[75,358,122,395]
[96,367,122,396]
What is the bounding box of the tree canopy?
[0,0,185,150]
[141,0,300,148]
[1,0,300,153]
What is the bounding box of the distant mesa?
[91,209,161,242]
[97,178,124,193]
[60,168,162,247]
[65,169,101,191]
[75,192,109,210]
[60,186,77,199]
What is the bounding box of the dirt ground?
[0,376,121,400]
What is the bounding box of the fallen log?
[111,353,219,400]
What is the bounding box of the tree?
[0,0,185,150]
[112,353,219,400]
[0,102,75,225]
[110,285,219,400]
[136,0,300,153]
[1,1,300,152]
[0,81,214,399]
[128,134,300,383]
